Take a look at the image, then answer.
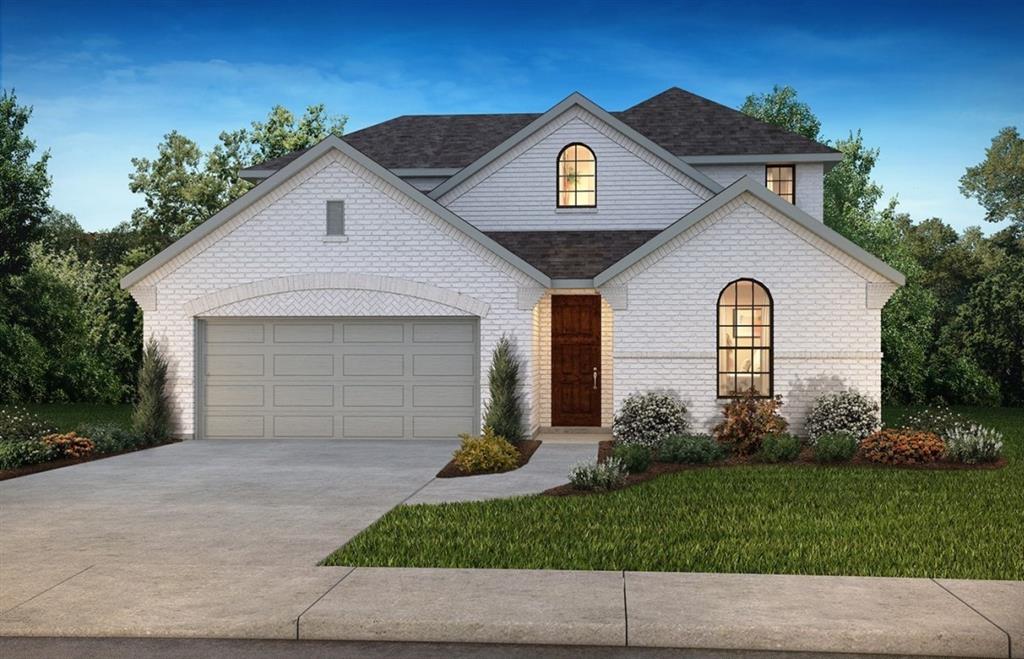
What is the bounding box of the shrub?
[860,429,944,465]
[78,423,146,454]
[612,391,688,449]
[658,434,723,464]
[453,426,519,474]
[758,433,802,463]
[805,390,879,442]
[0,439,58,470]
[483,335,524,443]
[41,432,94,459]
[133,338,172,443]
[0,406,56,444]
[944,423,1004,464]
[898,405,971,440]
[814,432,859,463]
[611,443,652,474]
[568,457,627,491]
[713,391,788,455]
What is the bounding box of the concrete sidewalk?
[1,566,1019,657]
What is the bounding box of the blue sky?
[2,0,1021,232]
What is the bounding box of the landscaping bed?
[437,439,542,478]
[0,436,180,481]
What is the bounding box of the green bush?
[78,423,147,454]
[453,427,519,474]
[612,391,688,449]
[0,439,57,470]
[133,338,172,442]
[482,335,524,443]
[944,423,1004,464]
[658,434,723,464]
[0,406,56,444]
[568,457,626,491]
[814,432,859,463]
[611,443,652,474]
[758,433,803,463]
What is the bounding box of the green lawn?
[13,403,133,432]
[324,406,1024,580]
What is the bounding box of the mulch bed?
[436,439,542,478]
[542,439,1008,497]
[0,438,181,481]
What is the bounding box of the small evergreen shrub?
[568,457,627,491]
[612,391,688,449]
[133,338,172,443]
[713,391,788,455]
[0,406,56,444]
[758,432,802,463]
[78,423,147,454]
[483,335,524,443]
[860,429,945,465]
[805,390,879,442]
[453,427,519,474]
[944,423,1004,464]
[611,443,652,474]
[0,439,57,470]
[814,432,859,463]
[41,432,94,459]
[658,434,723,464]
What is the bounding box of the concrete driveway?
[0,439,457,568]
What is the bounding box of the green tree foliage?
[960,126,1024,227]
[823,131,884,238]
[740,85,821,140]
[483,335,524,443]
[249,104,347,161]
[133,338,172,442]
[0,90,51,276]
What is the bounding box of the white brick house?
[121,88,903,440]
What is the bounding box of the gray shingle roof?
[484,230,662,279]
[240,87,837,177]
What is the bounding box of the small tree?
[133,338,172,442]
[483,335,523,443]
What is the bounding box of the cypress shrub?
[132,338,172,443]
[483,335,523,443]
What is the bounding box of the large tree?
[960,126,1024,228]
[740,85,822,140]
[0,90,51,276]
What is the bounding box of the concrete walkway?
[0,566,1019,657]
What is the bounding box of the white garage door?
[198,318,479,439]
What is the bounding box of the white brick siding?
[442,107,713,231]
[608,192,891,435]
[141,151,536,437]
[695,163,825,221]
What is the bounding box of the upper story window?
[718,279,773,398]
[326,200,345,236]
[766,165,795,204]
[557,143,596,208]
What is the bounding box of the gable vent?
[326,200,345,235]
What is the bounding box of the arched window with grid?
[717,278,773,397]
[556,143,596,207]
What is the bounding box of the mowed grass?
[324,407,1024,579]
[13,403,133,432]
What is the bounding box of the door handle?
[593,367,598,389]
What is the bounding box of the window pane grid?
[557,143,596,207]
[766,165,795,204]
[717,280,773,397]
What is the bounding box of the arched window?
[557,143,596,207]
[717,279,773,397]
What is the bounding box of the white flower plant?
[612,391,688,449]
[805,390,880,444]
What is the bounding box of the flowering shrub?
[0,439,58,470]
[453,426,519,474]
[944,423,1004,464]
[568,457,627,491]
[814,432,859,463]
[713,391,788,455]
[898,405,971,440]
[612,392,688,449]
[758,433,802,463]
[0,406,56,444]
[860,429,944,465]
[41,432,95,459]
[805,391,879,442]
[658,434,723,464]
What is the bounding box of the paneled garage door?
[198,318,479,439]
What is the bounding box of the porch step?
[538,426,612,434]
[535,427,611,445]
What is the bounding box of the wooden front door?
[551,295,601,426]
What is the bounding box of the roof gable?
[120,135,552,290]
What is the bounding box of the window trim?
[326,199,345,236]
[716,278,774,399]
[765,164,796,205]
[556,143,597,209]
